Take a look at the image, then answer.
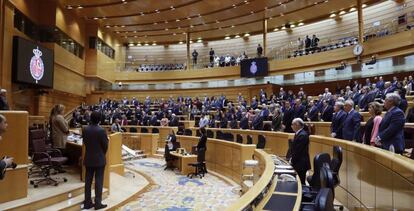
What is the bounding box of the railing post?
[357,0,364,43]
[186,32,191,70]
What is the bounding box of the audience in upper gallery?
[257,44,263,57]
[70,75,414,155]
[0,89,9,110]
[192,49,199,65]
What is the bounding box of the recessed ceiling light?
[281,26,286,30]
[280,13,284,16]
[173,33,176,35]
[231,25,235,28]
[232,4,236,8]
[144,43,149,46]
[152,43,157,46]
[116,31,120,33]
[349,7,356,12]
[190,25,194,28]
[182,32,186,34]
[235,35,240,38]
[140,12,145,16]
[187,17,191,20]
[244,33,250,37]
[137,43,142,46]
[250,11,254,14]
[93,17,99,20]
[362,4,367,8]
[176,19,180,22]
[298,23,304,26]
[154,22,158,25]
[179,41,183,44]
[77,5,83,9]
[198,14,202,17]
[105,25,111,28]
[329,13,336,18]
[273,28,279,31]
[128,43,134,47]
[121,25,125,27]
[165,28,169,31]
[339,11,346,15]
[197,39,202,43]
[170,6,175,10]
[67,5,73,9]
[134,36,137,38]
[189,41,193,43]
[122,0,127,4]
[224,36,230,40]
[291,24,296,28]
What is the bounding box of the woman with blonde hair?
[51,104,69,149]
[363,102,383,146]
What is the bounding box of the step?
[1,183,84,211]
[38,189,109,211]
[122,153,147,161]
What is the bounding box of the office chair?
[216,131,224,139]
[246,135,253,144]
[140,128,148,133]
[224,133,234,141]
[152,128,160,133]
[236,134,243,144]
[184,129,192,136]
[302,165,335,208]
[129,127,138,133]
[301,188,334,211]
[263,123,272,131]
[331,146,344,210]
[307,153,331,189]
[206,130,214,138]
[30,139,68,188]
[187,149,207,179]
[257,135,266,149]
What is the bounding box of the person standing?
[192,50,199,66]
[82,111,108,210]
[342,100,362,142]
[363,102,383,146]
[257,44,263,57]
[290,118,311,184]
[376,93,406,153]
[51,104,69,150]
[331,101,346,139]
[209,48,215,64]
[304,35,311,52]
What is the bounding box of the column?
[263,19,268,57]
[357,0,364,43]
[186,32,191,70]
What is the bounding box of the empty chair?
[206,130,214,138]
[247,135,253,144]
[236,134,243,144]
[307,153,331,189]
[184,129,192,136]
[187,149,207,179]
[151,128,159,133]
[141,128,148,133]
[301,188,334,211]
[257,135,266,149]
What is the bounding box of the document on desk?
[275,165,293,169]
[274,169,296,174]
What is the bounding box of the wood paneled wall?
[37,90,84,119]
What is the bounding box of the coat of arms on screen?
[29,47,44,84]
[250,61,257,75]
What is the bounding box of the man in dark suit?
[209,48,215,64]
[82,111,108,210]
[169,113,179,127]
[293,99,305,120]
[376,93,406,153]
[290,118,311,184]
[320,100,333,122]
[331,101,346,139]
[282,101,295,133]
[257,44,263,57]
[239,112,249,129]
[342,100,362,142]
[307,100,319,121]
[252,110,264,130]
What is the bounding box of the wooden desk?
[170,152,197,175]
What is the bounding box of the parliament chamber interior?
[1,0,414,210]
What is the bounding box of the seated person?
[164,130,180,169]
[111,118,124,133]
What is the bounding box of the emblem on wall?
[29,47,44,83]
[250,61,257,75]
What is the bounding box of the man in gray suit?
[82,111,108,210]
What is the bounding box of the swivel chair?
[331,146,344,210]
[257,135,266,149]
[236,134,243,144]
[184,129,192,136]
[307,153,331,189]
[187,149,206,179]
[246,135,253,144]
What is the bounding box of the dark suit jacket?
[83,125,109,167]
[293,105,305,120]
[378,107,405,152]
[291,129,311,173]
[320,105,333,122]
[197,135,207,150]
[239,116,249,129]
[342,110,362,141]
[308,105,319,121]
[169,117,179,126]
[283,108,295,133]
[252,115,264,130]
[331,110,347,139]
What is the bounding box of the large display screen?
[240,57,269,78]
[12,36,54,88]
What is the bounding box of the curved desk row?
[185,127,414,210]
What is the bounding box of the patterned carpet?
[120,158,240,211]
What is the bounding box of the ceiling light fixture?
[67,5,73,9]
[224,36,230,40]
[298,22,304,26]
[93,17,99,20]
[77,5,83,9]
[244,33,250,37]
[290,24,296,28]
[176,19,180,22]
[235,35,240,38]
[137,43,142,46]
[362,4,367,8]
[152,43,157,46]
[329,13,336,18]
[197,39,202,43]
[179,41,183,44]
[273,28,279,31]
[144,43,149,46]
[349,7,356,12]
[339,11,346,15]
[105,25,111,28]
[281,26,286,30]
